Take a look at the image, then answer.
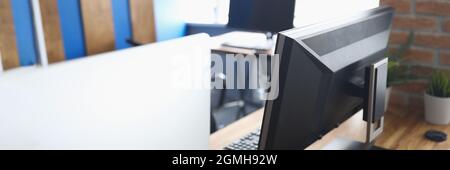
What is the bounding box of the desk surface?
[210,105,450,150]
[209,109,368,150]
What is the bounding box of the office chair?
[127,39,144,46]
[211,113,217,133]
[212,67,264,123]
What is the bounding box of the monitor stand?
[321,115,386,150]
[322,138,386,150]
[322,58,389,150]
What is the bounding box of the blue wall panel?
[9,0,186,64]
[112,0,132,49]
[11,0,37,66]
[58,0,86,60]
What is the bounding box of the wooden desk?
[375,106,450,150]
[210,105,450,150]
[209,109,368,150]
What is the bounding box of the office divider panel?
[0,0,20,70]
[80,0,116,55]
[0,34,211,150]
[39,0,65,63]
[129,0,157,44]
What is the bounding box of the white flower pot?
[385,87,392,111]
[424,93,450,125]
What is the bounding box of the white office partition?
[294,0,380,27]
[0,34,211,150]
[31,0,49,67]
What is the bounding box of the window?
[180,0,230,25]
[294,0,380,27]
[181,0,380,27]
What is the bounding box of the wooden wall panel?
[80,0,116,55]
[39,0,65,63]
[0,0,20,70]
[129,0,156,44]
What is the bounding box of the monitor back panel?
[260,7,394,150]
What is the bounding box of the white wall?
[294,0,380,27]
[180,0,230,24]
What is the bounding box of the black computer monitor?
[259,6,394,150]
[227,0,296,34]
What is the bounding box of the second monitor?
[228,0,296,34]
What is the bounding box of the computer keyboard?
[224,129,261,150]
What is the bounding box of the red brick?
[389,91,408,108]
[389,31,409,44]
[404,48,435,64]
[410,66,450,79]
[414,33,450,49]
[408,96,425,113]
[381,0,411,13]
[440,51,450,65]
[416,0,450,16]
[392,16,437,30]
[392,81,428,94]
[410,65,434,77]
[443,20,450,33]
[387,47,398,54]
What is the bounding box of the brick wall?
[381,0,450,112]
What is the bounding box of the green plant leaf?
[386,31,417,87]
[427,71,450,97]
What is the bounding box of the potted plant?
[425,71,450,125]
[385,31,415,107]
